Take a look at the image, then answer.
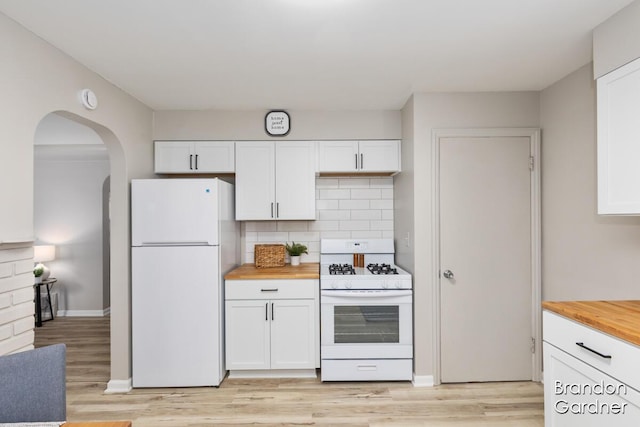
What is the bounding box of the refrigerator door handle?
[140,241,211,246]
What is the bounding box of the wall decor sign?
[265,110,290,136]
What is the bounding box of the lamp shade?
[34,245,56,263]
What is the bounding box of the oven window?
[334,305,399,343]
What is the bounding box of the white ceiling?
[0,0,634,110]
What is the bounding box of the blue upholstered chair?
[0,343,66,423]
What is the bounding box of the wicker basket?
[254,244,286,268]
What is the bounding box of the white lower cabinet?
[543,311,640,426]
[225,279,318,377]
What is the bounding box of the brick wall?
[243,177,394,263]
[0,245,35,355]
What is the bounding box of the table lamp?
[34,245,56,281]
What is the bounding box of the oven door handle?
[321,290,412,298]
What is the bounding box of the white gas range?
[320,239,413,382]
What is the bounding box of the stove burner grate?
[367,263,399,275]
[329,264,356,275]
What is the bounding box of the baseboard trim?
[57,308,110,317]
[412,374,435,387]
[105,378,132,394]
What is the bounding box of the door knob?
[443,270,454,279]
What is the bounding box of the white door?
[358,140,400,173]
[317,140,359,172]
[275,142,316,220]
[154,141,193,173]
[193,141,235,173]
[439,135,533,383]
[235,142,276,220]
[132,245,221,387]
[270,299,315,369]
[131,179,219,246]
[225,299,271,370]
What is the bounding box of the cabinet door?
[270,299,316,370]
[225,300,271,370]
[597,57,640,214]
[193,141,235,173]
[235,142,276,220]
[358,140,400,173]
[275,141,316,220]
[317,140,359,172]
[154,141,194,173]
[543,342,640,427]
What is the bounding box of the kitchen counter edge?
[542,300,640,347]
[225,263,320,280]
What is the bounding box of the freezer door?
[132,246,223,387]
[132,179,219,246]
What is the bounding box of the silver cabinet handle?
[360,153,364,169]
[355,153,358,169]
[272,302,275,321]
[265,303,268,321]
[443,270,454,279]
[276,202,279,218]
[271,202,274,218]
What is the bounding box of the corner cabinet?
[235,141,316,220]
[225,279,319,377]
[597,57,640,214]
[317,140,401,175]
[543,311,640,426]
[154,140,235,173]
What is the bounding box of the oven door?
[321,289,413,359]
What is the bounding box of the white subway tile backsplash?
[309,221,340,231]
[288,232,320,242]
[242,176,395,263]
[244,222,277,232]
[371,220,394,231]
[351,231,383,239]
[0,294,10,309]
[339,200,370,210]
[0,324,11,341]
[319,210,351,221]
[350,189,382,200]
[339,220,370,231]
[0,264,12,279]
[316,178,340,189]
[316,199,340,210]
[319,189,350,200]
[319,231,352,239]
[381,189,393,199]
[370,199,393,210]
[339,178,370,188]
[277,221,309,232]
[257,232,289,242]
[369,177,394,188]
[350,210,382,220]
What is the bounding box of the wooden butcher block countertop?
[543,300,640,347]
[225,263,320,280]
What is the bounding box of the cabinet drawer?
[225,279,317,300]
[321,359,412,382]
[543,311,640,392]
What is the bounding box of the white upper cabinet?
[154,141,235,173]
[597,57,640,214]
[235,141,316,221]
[317,140,401,175]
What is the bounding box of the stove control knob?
[382,281,390,289]
[331,281,338,289]
[344,281,352,289]
[394,281,403,289]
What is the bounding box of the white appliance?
[131,178,239,387]
[320,239,413,381]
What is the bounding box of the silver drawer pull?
[576,342,612,359]
[261,288,278,292]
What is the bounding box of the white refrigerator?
[131,178,239,387]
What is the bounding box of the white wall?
[34,145,110,315]
[398,92,540,381]
[540,63,640,300]
[0,11,152,386]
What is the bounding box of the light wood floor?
[35,317,544,426]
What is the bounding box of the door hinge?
[531,337,536,353]
[529,156,534,171]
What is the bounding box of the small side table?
[34,277,57,327]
